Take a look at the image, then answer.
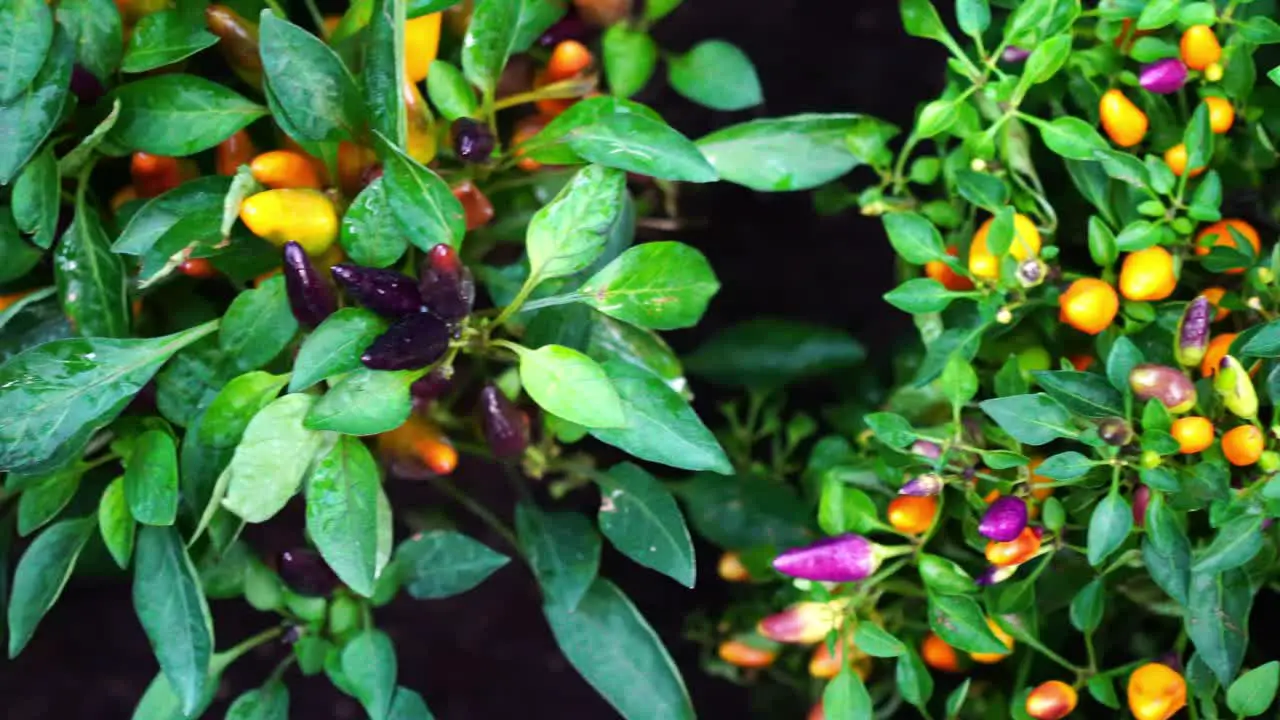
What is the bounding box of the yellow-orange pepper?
[921,633,961,672]
[1163,143,1203,178]
[887,495,937,534]
[1204,96,1235,134]
[404,13,442,83]
[239,189,339,256]
[1058,277,1118,335]
[1128,662,1187,720]
[808,640,871,680]
[404,78,438,165]
[250,150,325,190]
[1119,246,1177,301]
[969,617,1014,664]
[1026,680,1078,720]
[717,552,750,582]
[986,527,1042,567]
[1100,89,1148,147]
[377,416,459,475]
[1180,25,1221,71]
[968,213,1042,280]
[718,638,776,669]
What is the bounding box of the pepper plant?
[680,0,1280,719]
[0,0,884,717]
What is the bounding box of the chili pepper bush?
[0,0,867,715]
[682,0,1280,718]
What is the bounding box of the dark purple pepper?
[1175,296,1212,367]
[1140,58,1188,94]
[420,244,474,321]
[451,118,496,163]
[331,264,425,318]
[900,473,943,497]
[361,312,451,370]
[1132,484,1151,527]
[538,12,591,47]
[479,384,530,459]
[277,548,340,596]
[283,242,336,328]
[978,496,1029,542]
[70,65,104,105]
[411,367,453,406]
[1098,417,1133,446]
[976,565,1017,586]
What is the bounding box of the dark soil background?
[0,1,945,718]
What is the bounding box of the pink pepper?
[911,440,941,460]
[1140,58,1188,94]
[772,534,880,583]
[900,473,943,497]
[979,496,1029,542]
[757,599,850,644]
[1002,46,1031,62]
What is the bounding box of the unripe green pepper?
[327,594,362,641]
[1214,355,1258,419]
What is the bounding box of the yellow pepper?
[239,189,339,256]
[404,78,438,165]
[405,13,442,83]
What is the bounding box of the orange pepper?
[216,129,257,176]
[250,150,325,189]
[1099,89,1148,147]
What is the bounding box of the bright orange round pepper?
[1099,89,1148,147]
[1195,219,1261,274]
[968,213,1042,280]
[986,527,1042,567]
[1059,277,1118,335]
[1222,425,1264,467]
[887,495,937,534]
[1119,246,1177,301]
[921,633,961,672]
[1204,96,1234,134]
[1026,680,1078,720]
[249,150,324,190]
[1128,662,1187,720]
[1170,416,1214,454]
[1180,25,1221,71]
[925,246,974,291]
[1163,143,1203,178]
[377,416,458,475]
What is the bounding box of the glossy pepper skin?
[772,534,880,583]
[250,150,324,189]
[239,189,339,256]
[1119,246,1176,301]
[968,213,1041,279]
[1222,425,1264,466]
[478,385,530,460]
[420,244,475,321]
[404,79,438,165]
[205,5,263,89]
[717,638,777,669]
[978,496,1028,542]
[216,129,257,176]
[1058,278,1118,335]
[756,599,849,644]
[921,633,961,672]
[404,13,443,83]
[986,526,1042,566]
[717,552,750,582]
[331,265,425,318]
[277,548,340,596]
[377,415,458,475]
[361,312,451,371]
[1025,680,1077,720]
[1129,364,1197,414]
[131,153,192,199]
[1128,662,1187,720]
[1100,88,1148,147]
[282,242,336,328]
[451,118,496,163]
[1214,355,1258,419]
[1175,297,1212,368]
[452,180,495,230]
[1195,219,1261,271]
[1139,58,1187,94]
[969,617,1014,664]
[1180,25,1221,70]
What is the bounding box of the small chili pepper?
[378,415,458,475]
[1222,425,1264,466]
[717,636,777,669]
[411,368,452,406]
[361,312,451,371]
[756,599,849,644]
[910,439,942,460]
[772,534,881,583]
[1129,364,1197,414]
[887,495,936,534]
[216,129,257,176]
[1163,143,1203,178]
[419,244,475,322]
[968,213,1042,280]
[986,526,1042,567]
[404,78,438,165]
[900,473,942,497]
[976,565,1018,586]
[1179,25,1221,71]
[131,152,191,199]
[1059,278,1118,335]
[178,258,218,279]
[451,118,496,163]
[921,633,961,672]
[1139,58,1187,94]
[250,150,324,190]
[1201,333,1237,377]
[206,5,263,89]
[331,264,425,318]
[969,617,1014,664]
[1119,246,1176,301]
[478,384,530,460]
[1098,417,1134,446]
[404,13,443,83]
[978,496,1028,542]
[717,552,750,582]
[1099,88,1148,147]
[1128,662,1187,720]
[1201,287,1230,321]
[924,246,973,291]
[282,242,336,328]
[1001,45,1030,63]
[337,142,378,197]
[1170,416,1214,454]
[277,548,340,597]
[1214,355,1258,419]
[1132,485,1151,527]
[1195,219,1260,272]
[1203,95,1234,134]
[1175,296,1212,368]
[451,180,495,231]
[70,65,105,105]
[809,641,871,680]
[239,189,339,256]
[1025,680,1078,720]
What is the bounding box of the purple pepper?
[1140,58,1188,95]
[771,534,881,583]
[411,367,452,407]
[479,384,530,460]
[451,118,496,164]
[538,11,591,47]
[978,496,1029,542]
[1175,296,1212,368]
[1002,45,1031,63]
[361,312,451,371]
[976,565,1018,586]
[70,65,104,105]
[900,473,943,497]
[282,242,336,328]
[1098,417,1133,446]
[331,264,426,318]
[420,244,475,322]
[277,548,340,596]
[911,440,942,460]
[1132,485,1151,527]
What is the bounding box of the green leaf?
[673,473,812,548]
[1088,675,1121,709]
[511,0,566,51]
[940,354,979,408]
[8,516,94,657]
[684,317,864,389]
[956,0,990,36]
[259,11,362,142]
[1069,578,1105,632]
[55,203,130,339]
[125,430,179,526]
[108,74,266,155]
[425,59,477,122]
[154,337,236,429]
[602,25,657,98]
[0,0,53,104]
[526,165,627,284]
[900,0,948,40]
[666,40,761,111]
[1227,661,1279,716]
[697,113,895,191]
[516,344,625,428]
[0,28,71,184]
[221,393,332,524]
[219,276,299,373]
[198,372,289,450]
[130,649,235,720]
[57,98,122,178]
[543,578,694,720]
[1184,102,1212,174]
[1106,336,1144,394]
[99,477,135,569]
[865,412,914,448]
[896,647,934,708]
[1241,319,1280,357]
[1034,451,1095,480]
[396,530,511,599]
[290,308,390,392]
[979,394,1075,445]
[341,630,398,720]
[818,474,879,535]
[461,0,520,94]
[407,0,462,16]
[55,0,123,82]
[823,666,873,719]
[1088,215,1118,267]
[1137,0,1179,29]
[883,212,946,264]
[565,114,717,183]
[575,241,719,331]
[121,10,218,73]
[515,503,601,610]
[305,368,416,435]
[363,0,407,150]
[855,623,907,657]
[884,278,960,314]
[1087,491,1132,567]
[0,321,217,475]
[1186,568,1253,685]
[1021,34,1072,86]
[927,592,1009,654]
[1193,515,1265,575]
[226,682,290,720]
[11,146,59,249]
[340,177,409,268]
[113,176,231,255]
[0,215,40,291]
[595,462,695,587]
[132,525,214,716]
[1038,116,1109,160]
[306,436,383,597]
[376,131,467,249]
[955,168,1008,211]
[524,96,664,165]
[17,467,80,537]
[388,688,435,720]
[918,553,978,595]
[1032,370,1124,417]
[589,360,730,473]
[946,678,972,717]
[1240,16,1280,45]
